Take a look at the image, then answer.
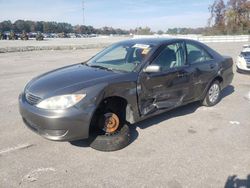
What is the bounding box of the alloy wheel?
[208,83,220,103]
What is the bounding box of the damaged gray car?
[19,38,234,151]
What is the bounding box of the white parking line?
[0,143,33,155]
[229,121,240,125]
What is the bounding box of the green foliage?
[0,20,129,35]
[157,30,164,35]
[208,0,250,34]
[166,28,206,35]
[1,1,249,36]
[134,27,153,35]
[166,0,250,35]
[0,20,12,32]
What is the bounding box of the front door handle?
[210,64,215,69]
[177,73,189,77]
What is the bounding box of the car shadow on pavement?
[224,174,250,188]
[69,138,94,148]
[70,85,234,149]
[69,127,139,148]
[132,102,201,131]
[221,85,235,99]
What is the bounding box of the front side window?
[186,43,213,64]
[151,42,186,71]
[87,43,154,72]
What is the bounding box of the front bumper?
[236,61,250,73]
[236,65,250,74]
[19,93,95,141]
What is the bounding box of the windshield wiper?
[88,65,114,72]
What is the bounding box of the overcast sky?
[0,0,214,31]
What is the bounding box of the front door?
[138,41,194,116]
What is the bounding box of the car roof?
[243,44,250,48]
[242,48,250,52]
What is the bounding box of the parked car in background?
[236,45,250,73]
[19,38,234,151]
[0,32,8,40]
[8,31,18,40]
[28,32,36,39]
[20,31,29,40]
[36,32,44,41]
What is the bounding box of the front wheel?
[90,112,130,151]
[202,80,221,107]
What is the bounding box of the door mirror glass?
[144,65,161,73]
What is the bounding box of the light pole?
[82,0,85,25]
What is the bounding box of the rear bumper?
[19,93,95,141]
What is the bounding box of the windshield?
[241,52,250,57]
[86,42,155,72]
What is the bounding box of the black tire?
[202,80,221,107]
[90,123,130,152]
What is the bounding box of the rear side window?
[186,43,213,64]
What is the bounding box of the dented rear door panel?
[190,60,218,100]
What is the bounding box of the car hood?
[25,64,121,98]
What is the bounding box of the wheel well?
[89,96,128,133]
[201,75,224,101]
[98,96,128,118]
[213,76,223,84]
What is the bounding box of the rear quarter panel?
[221,56,234,89]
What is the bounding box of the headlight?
[36,94,86,110]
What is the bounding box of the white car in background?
[236,45,250,73]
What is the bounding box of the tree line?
[0,20,129,35]
[208,0,250,34]
[126,0,250,35]
[0,0,249,35]
[164,0,250,35]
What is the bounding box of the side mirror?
[143,65,161,73]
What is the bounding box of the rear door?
[185,41,217,99]
[137,41,195,116]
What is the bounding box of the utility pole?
[82,0,85,25]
